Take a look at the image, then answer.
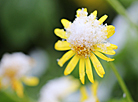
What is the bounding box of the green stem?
[106,0,137,29]
[1,90,36,102]
[109,62,133,102]
[2,90,19,102]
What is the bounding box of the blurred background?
[0,0,138,102]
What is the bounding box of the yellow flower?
[0,52,39,98]
[54,8,117,84]
[80,81,99,102]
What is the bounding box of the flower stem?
[2,90,19,102]
[106,0,137,29]
[1,90,36,102]
[109,62,133,102]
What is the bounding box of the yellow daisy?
[54,8,117,84]
[0,52,39,98]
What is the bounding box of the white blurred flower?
[110,1,138,53]
[39,76,80,102]
[63,91,80,102]
[29,48,49,77]
[0,52,39,97]
[0,52,34,77]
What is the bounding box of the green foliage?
[0,0,61,50]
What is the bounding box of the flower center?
[70,40,94,57]
[4,67,19,78]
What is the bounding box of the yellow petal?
[76,9,81,17]
[92,81,98,96]
[91,81,99,102]
[90,53,105,78]
[61,19,71,29]
[94,46,116,55]
[106,25,115,38]
[76,8,87,17]
[110,44,118,49]
[98,49,115,55]
[55,40,71,51]
[11,79,24,98]
[84,8,87,12]
[79,57,85,84]
[22,76,39,86]
[107,30,115,39]
[80,86,88,102]
[99,15,108,25]
[94,43,117,55]
[95,43,117,50]
[106,25,115,31]
[85,57,94,83]
[91,10,97,19]
[105,43,118,50]
[93,51,114,61]
[58,50,75,67]
[54,28,67,39]
[64,55,79,75]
